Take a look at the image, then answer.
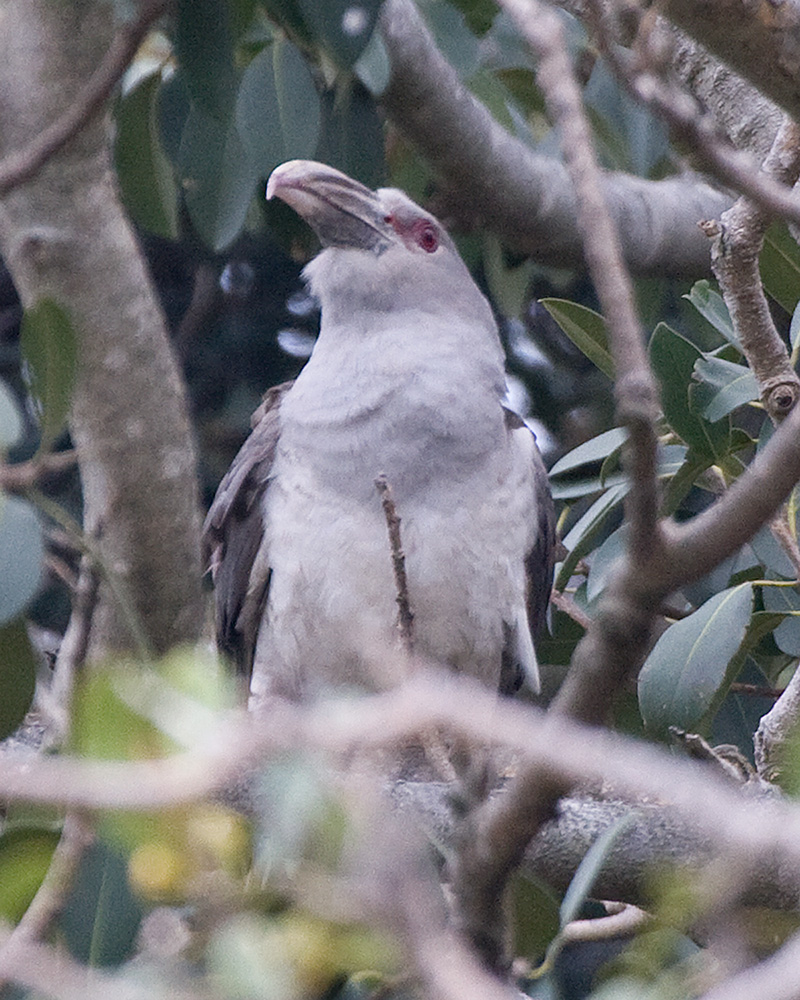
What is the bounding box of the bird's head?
[266,160,494,332]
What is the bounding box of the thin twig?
[0,0,172,197]
[0,450,78,492]
[375,474,415,654]
[0,813,95,993]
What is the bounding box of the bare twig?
[0,0,171,197]
[0,450,78,492]
[375,474,415,654]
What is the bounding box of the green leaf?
[550,427,628,477]
[586,525,627,603]
[511,874,560,960]
[60,840,143,967]
[649,323,730,461]
[638,583,754,737]
[20,298,78,453]
[0,377,23,451]
[556,482,628,589]
[559,814,635,928]
[540,299,614,379]
[0,826,60,923]
[236,39,321,175]
[763,585,800,656]
[315,83,385,189]
[0,618,37,741]
[179,105,259,251]
[683,280,738,347]
[115,73,179,239]
[354,27,391,96]
[175,0,237,120]
[693,355,759,422]
[761,221,800,314]
[297,0,382,68]
[0,494,45,626]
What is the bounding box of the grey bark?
[0,2,204,676]
[379,0,731,278]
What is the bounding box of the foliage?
[1,1,800,999]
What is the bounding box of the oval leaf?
[175,0,237,119]
[638,583,753,737]
[179,105,259,251]
[540,299,614,379]
[236,40,320,173]
[550,427,628,478]
[761,221,800,315]
[20,298,77,453]
[682,280,738,347]
[0,618,38,741]
[0,495,45,626]
[297,0,381,68]
[115,73,179,240]
[693,355,759,422]
[556,481,628,589]
[763,584,800,656]
[649,322,730,461]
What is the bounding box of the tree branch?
[0,0,171,198]
[379,0,730,277]
[706,118,800,422]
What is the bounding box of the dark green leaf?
[649,323,730,460]
[0,495,44,625]
[511,874,560,960]
[315,83,385,189]
[550,472,628,502]
[297,0,382,68]
[556,482,628,589]
[683,280,738,347]
[761,221,800,314]
[175,0,237,119]
[638,583,753,737]
[60,840,143,967]
[115,74,178,239]
[0,826,60,923]
[540,299,614,379]
[20,298,78,453]
[550,427,628,479]
[693,355,758,422]
[179,105,259,251]
[236,39,320,174]
[763,585,800,656]
[0,619,37,741]
[0,378,23,450]
[750,523,797,579]
[586,525,627,603]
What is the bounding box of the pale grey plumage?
[203,160,555,705]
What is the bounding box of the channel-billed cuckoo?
[203,160,555,707]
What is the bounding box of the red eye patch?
[384,213,440,253]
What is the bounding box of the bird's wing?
[501,408,557,694]
[202,381,293,677]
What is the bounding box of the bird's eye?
[416,222,439,253]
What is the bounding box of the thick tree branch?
[379,0,730,277]
[706,119,800,422]
[0,1,204,676]
[0,0,171,198]
[662,0,800,126]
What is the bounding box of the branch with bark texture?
[705,119,800,422]
[378,0,730,277]
[0,0,203,687]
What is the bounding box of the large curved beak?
[267,160,393,252]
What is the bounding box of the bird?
[202,160,555,710]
